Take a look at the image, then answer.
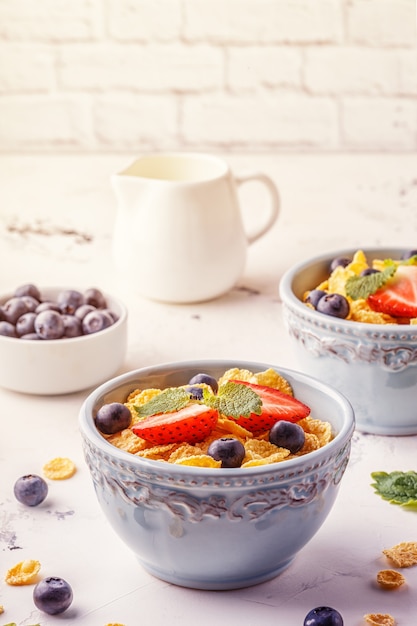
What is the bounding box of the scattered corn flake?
[174,455,221,468]
[105,623,126,626]
[5,559,41,586]
[363,614,395,626]
[0,605,4,614]
[43,457,76,480]
[376,569,405,590]
[383,542,417,568]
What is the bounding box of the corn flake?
[383,542,417,568]
[5,559,41,586]
[376,569,405,590]
[363,614,395,626]
[174,455,221,468]
[251,368,293,395]
[43,457,76,480]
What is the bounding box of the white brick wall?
[0,0,415,153]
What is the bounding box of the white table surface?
[0,153,416,626]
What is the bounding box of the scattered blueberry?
[207,438,246,468]
[188,373,219,394]
[360,268,380,276]
[33,576,73,615]
[95,402,132,435]
[269,420,305,453]
[306,289,327,308]
[14,474,48,506]
[304,606,344,626]
[329,257,351,272]
[316,293,349,319]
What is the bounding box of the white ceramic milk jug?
[111,153,280,303]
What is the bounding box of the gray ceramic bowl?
[79,359,354,590]
[279,247,417,436]
[0,287,128,395]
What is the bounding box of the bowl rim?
[0,287,128,344]
[79,359,355,477]
[279,246,417,332]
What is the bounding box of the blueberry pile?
[0,284,118,339]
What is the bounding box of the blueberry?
[3,297,28,324]
[304,606,344,626]
[16,312,36,337]
[14,283,41,300]
[14,474,48,506]
[62,314,83,338]
[33,577,73,615]
[360,268,380,276]
[306,289,327,308]
[186,385,204,400]
[84,287,107,309]
[57,289,84,315]
[329,257,351,272]
[188,373,218,394]
[207,438,246,468]
[74,304,96,321]
[95,402,132,435]
[82,310,114,335]
[34,310,65,339]
[21,333,41,340]
[0,321,18,337]
[316,293,349,319]
[269,420,305,453]
[35,301,61,314]
[401,249,417,260]
[21,295,40,312]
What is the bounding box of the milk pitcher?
[111,153,280,303]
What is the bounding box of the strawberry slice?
[367,265,417,318]
[131,403,218,445]
[229,380,310,434]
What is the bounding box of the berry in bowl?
[79,359,354,590]
[0,284,127,395]
[279,248,417,435]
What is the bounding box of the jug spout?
[111,173,143,215]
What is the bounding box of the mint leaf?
[371,470,417,509]
[345,264,396,300]
[203,381,262,419]
[134,387,193,417]
[400,255,417,266]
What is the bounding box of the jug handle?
[235,172,280,244]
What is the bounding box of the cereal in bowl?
[304,249,417,324]
[95,368,333,468]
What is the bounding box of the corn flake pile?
[105,368,333,467]
[305,249,417,325]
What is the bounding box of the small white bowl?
[279,247,417,436]
[79,359,354,590]
[0,288,128,395]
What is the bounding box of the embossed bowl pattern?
[79,360,354,590]
[279,247,417,435]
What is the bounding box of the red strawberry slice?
[131,403,218,445]
[367,265,417,318]
[230,380,310,434]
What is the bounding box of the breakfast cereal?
[43,457,76,480]
[376,569,405,590]
[5,559,41,586]
[382,541,417,567]
[363,615,396,626]
[101,367,333,468]
[304,250,417,324]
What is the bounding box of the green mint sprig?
[371,470,417,509]
[203,381,262,419]
[345,264,396,300]
[134,387,194,417]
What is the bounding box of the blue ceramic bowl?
[280,247,417,436]
[79,360,354,590]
